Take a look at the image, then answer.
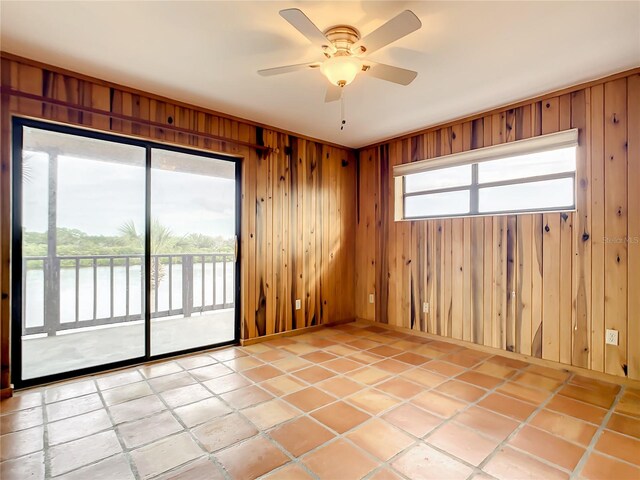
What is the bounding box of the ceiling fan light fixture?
[320,55,361,87]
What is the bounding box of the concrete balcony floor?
[21,309,235,380]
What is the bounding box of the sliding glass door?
[150,148,237,355]
[12,119,239,387]
[16,125,147,381]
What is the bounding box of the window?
[394,129,578,220]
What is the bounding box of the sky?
[23,152,236,238]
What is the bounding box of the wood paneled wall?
[0,55,356,390]
[355,70,640,380]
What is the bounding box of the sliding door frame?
[11,117,242,389]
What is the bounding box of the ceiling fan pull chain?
[340,90,346,130]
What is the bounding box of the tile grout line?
[475,370,577,475]
[139,350,324,480]
[41,388,51,480]
[43,377,154,479]
[92,378,143,480]
[45,379,124,479]
[569,384,626,480]
[139,365,235,480]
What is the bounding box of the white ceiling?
[1,1,639,148]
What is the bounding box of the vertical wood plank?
[399,139,412,329]
[559,94,574,365]
[264,131,275,334]
[572,88,592,368]
[591,84,606,371]
[387,142,399,326]
[542,214,561,361]
[296,140,307,327]
[254,132,268,337]
[451,219,464,339]
[376,144,390,324]
[532,213,544,358]
[541,97,561,361]
[627,74,640,380]
[603,78,628,377]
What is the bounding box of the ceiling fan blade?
[352,10,421,56]
[325,85,342,103]
[280,9,337,53]
[364,62,418,86]
[258,62,321,77]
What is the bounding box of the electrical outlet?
[368,294,375,304]
[423,302,429,313]
[606,329,619,346]
[295,299,301,310]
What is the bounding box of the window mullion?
[470,163,479,215]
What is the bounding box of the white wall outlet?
[295,299,301,310]
[368,294,375,304]
[605,329,619,346]
[423,302,429,313]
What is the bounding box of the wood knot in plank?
[612,113,619,124]
[561,213,569,222]
[544,224,550,233]
[582,232,590,242]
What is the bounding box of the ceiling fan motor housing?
[323,25,362,56]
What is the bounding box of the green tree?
[119,219,177,297]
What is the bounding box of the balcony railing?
[23,253,235,336]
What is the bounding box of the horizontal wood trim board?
[2,87,270,152]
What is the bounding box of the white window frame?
[394,129,579,221]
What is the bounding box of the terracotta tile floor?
[1,321,640,480]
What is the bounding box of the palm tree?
[22,152,38,184]
[119,219,176,312]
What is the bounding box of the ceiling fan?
[258,8,422,102]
